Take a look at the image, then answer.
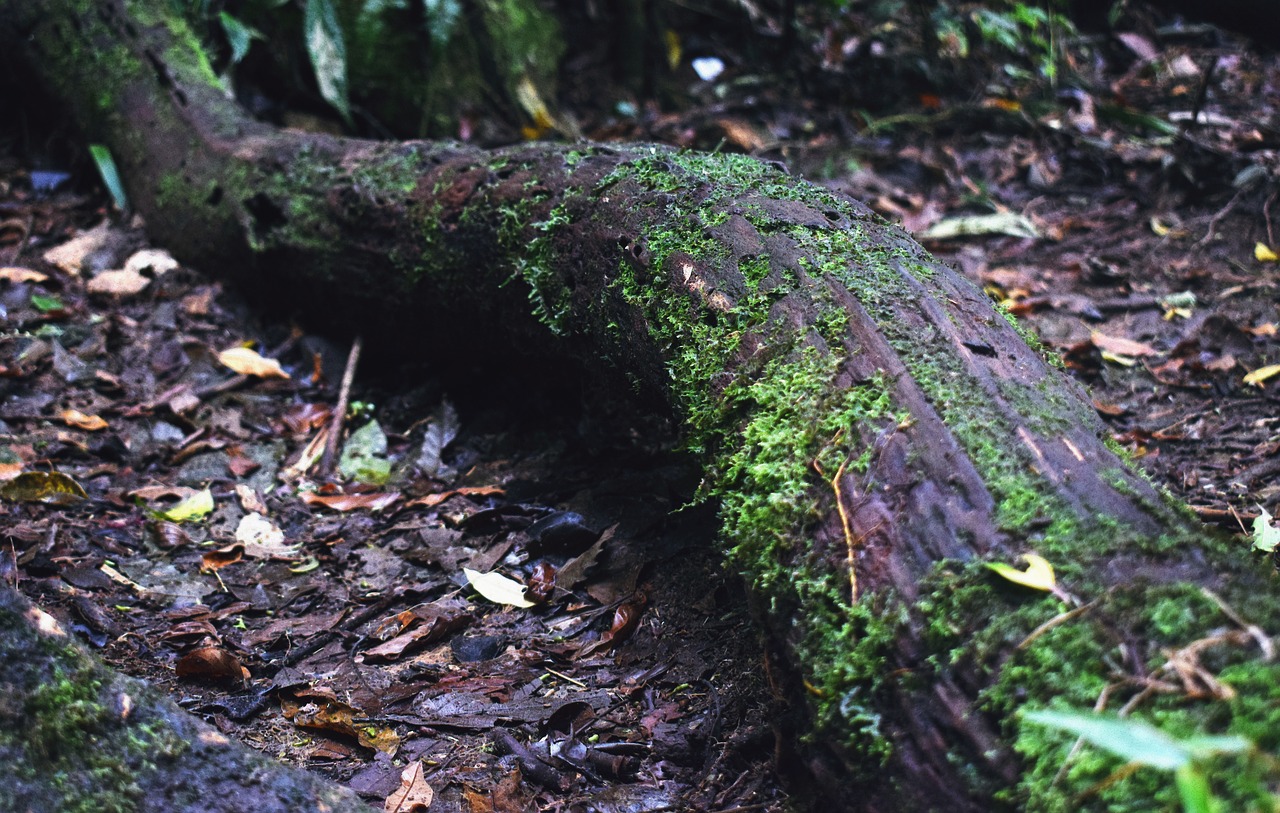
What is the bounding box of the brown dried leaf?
[301,490,401,512]
[0,266,47,283]
[1090,330,1157,357]
[406,485,505,508]
[201,544,245,571]
[60,408,108,431]
[175,646,249,684]
[385,762,434,813]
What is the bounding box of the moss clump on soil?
[0,607,189,813]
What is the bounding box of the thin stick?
[319,335,363,478]
[831,459,858,605]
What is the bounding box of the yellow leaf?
[1243,363,1280,387]
[0,471,87,505]
[61,409,108,431]
[663,29,682,71]
[218,346,290,379]
[1256,242,1278,262]
[987,553,1056,592]
[462,567,536,608]
[157,488,214,522]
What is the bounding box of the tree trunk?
[2,2,1277,810]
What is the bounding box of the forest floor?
[2,4,1278,812]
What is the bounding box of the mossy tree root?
[0,588,371,813]
[2,1,1279,810]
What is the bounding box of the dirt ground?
[2,4,1278,811]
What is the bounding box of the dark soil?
[2,3,1278,811]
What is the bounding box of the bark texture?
[2,2,1278,811]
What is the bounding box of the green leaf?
[1023,710,1189,770]
[88,144,129,211]
[1174,765,1213,813]
[218,12,261,66]
[304,0,351,124]
[1252,507,1280,553]
[339,419,391,485]
[30,294,65,313]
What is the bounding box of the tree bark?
[2,2,1278,810]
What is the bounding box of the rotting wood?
[1,2,1279,810]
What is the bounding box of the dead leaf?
[60,408,108,431]
[42,221,118,274]
[234,512,299,559]
[463,567,536,608]
[175,646,249,684]
[556,523,615,591]
[86,267,151,296]
[124,247,178,276]
[0,471,87,505]
[201,544,245,571]
[1255,242,1278,263]
[1090,330,1157,357]
[234,483,268,514]
[280,687,400,754]
[385,762,434,813]
[154,488,214,522]
[578,593,647,658]
[301,490,401,512]
[987,553,1056,592]
[218,346,290,379]
[0,267,47,283]
[363,603,474,663]
[405,485,505,508]
[524,561,556,605]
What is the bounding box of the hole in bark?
[244,193,286,240]
[206,185,223,206]
[824,210,842,222]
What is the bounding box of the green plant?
[1024,710,1263,813]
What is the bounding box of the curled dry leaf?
[60,408,108,431]
[0,266,47,283]
[405,485,505,508]
[175,645,249,684]
[202,543,245,571]
[217,345,290,379]
[524,561,556,605]
[579,593,648,658]
[301,490,401,512]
